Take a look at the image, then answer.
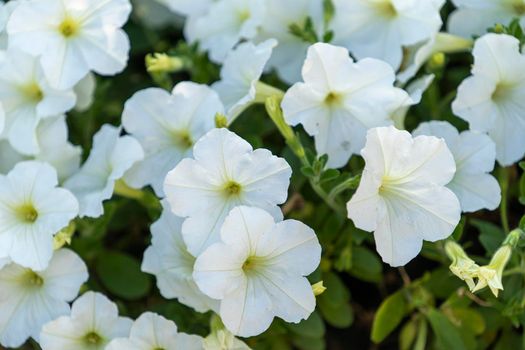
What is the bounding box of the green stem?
[499,167,510,233]
[327,175,361,203]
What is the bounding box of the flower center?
[23,270,44,287]
[172,130,193,149]
[513,1,525,15]
[223,181,242,197]
[16,204,39,223]
[324,92,343,107]
[59,17,80,38]
[237,9,250,22]
[242,256,257,272]
[375,0,397,17]
[21,82,44,103]
[84,332,103,346]
[491,82,516,103]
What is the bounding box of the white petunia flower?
[413,121,501,212]
[40,291,133,350]
[448,0,525,38]
[106,312,204,350]
[64,124,144,218]
[346,126,461,266]
[0,249,88,348]
[281,42,410,169]
[256,0,324,84]
[194,206,321,337]
[212,39,277,119]
[0,48,76,155]
[0,161,78,270]
[123,82,223,196]
[164,128,292,256]
[132,0,183,29]
[162,0,213,17]
[141,200,219,313]
[330,0,443,70]
[185,0,265,63]
[0,115,81,182]
[452,33,525,166]
[73,73,96,112]
[7,0,132,89]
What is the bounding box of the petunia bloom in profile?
[106,312,203,350]
[212,39,277,120]
[64,124,144,218]
[282,42,409,169]
[0,249,88,348]
[141,200,219,313]
[123,82,223,197]
[0,161,78,270]
[413,121,501,212]
[40,291,132,350]
[330,0,443,70]
[164,128,292,256]
[346,126,461,266]
[193,206,321,337]
[7,0,132,89]
[452,33,525,166]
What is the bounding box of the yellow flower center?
[172,130,193,149]
[324,92,343,107]
[84,332,103,345]
[21,83,44,103]
[237,9,250,22]
[16,204,38,223]
[491,82,513,102]
[375,0,397,17]
[59,17,80,38]
[23,270,44,287]
[223,181,242,197]
[242,256,258,271]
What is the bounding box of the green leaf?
[371,290,408,343]
[292,336,325,350]
[319,169,340,183]
[471,219,505,255]
[426,309,467,350]
[452,216,466,241]
[349,246,382,283]
[96,251,151,300]
[399,319,417,350]
[286,311,325,338]
[447,308,485,335]
[318,300,354,328]
[317,273,353,328]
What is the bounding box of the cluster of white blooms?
[0,0,524,347]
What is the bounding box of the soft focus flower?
[7,0,132,89]
[194,206,321,337]
[164,128,292,256]
[346,126,461,266]
[330,0,443,70]
[213,39,277,119]
[123,82,222,196]
[162,0,213,17]
[256,0,324,84]
[141,200,219,313]
[448,0,525,38]
[64,124,144,218]
[0,161,78,270]
[281,43,409,168]
[0,0,19,50]
[473,245,512,297]
[452,34,525,166]
[40,291,133,350]
[0,48,76,155]
[106,312,203,350]
[413,121,501,212]
[132,0,183,29]
[0,249,88,348]
[444,240,479,290]
[391,74,435,129]
[185,0,265,63]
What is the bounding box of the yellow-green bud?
[146,53,184,73]
[312,281,327,296]
[53,221,76,250]
[215,113,229,128]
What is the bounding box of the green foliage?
[371,290,408,343]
